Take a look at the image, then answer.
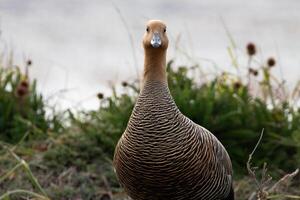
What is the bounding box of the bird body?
[113,20,234,200]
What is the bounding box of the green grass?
[0,60,64,144]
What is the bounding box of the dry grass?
[1,133,300,200]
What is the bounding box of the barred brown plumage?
[113,20,234,200]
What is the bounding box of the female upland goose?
[113,20,234,200]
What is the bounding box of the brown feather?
[113,20,234,200]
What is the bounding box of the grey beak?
[151,33,161,48]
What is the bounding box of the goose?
[113,20,234,200]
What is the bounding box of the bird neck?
[143,48,167,85]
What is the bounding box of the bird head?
[143,20,168,50]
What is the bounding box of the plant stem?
[0,162,23,183]
[22,160,48,197]
[5,144,49,197]
[267,194,300,199]
[0,189,50,200]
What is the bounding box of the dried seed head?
[97,93,104,99]
[247,43,256,56]
[20,80,29,88]
[267,57,276,67]
[249,68,259,76]
[122,81,128,87]
[26,60,32,66]
[234,81,242,90]
[16,86,28,97]
[253,70,259,76]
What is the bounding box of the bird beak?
[151,32,161,48]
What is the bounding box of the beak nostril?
[150,33,161,48]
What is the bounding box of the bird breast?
[113,81,232,200]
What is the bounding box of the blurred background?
[1,0,299,109]
[1,1,300,200]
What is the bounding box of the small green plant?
[68,85,137,158]
[0,59,63,143]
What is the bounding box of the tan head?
[143,20,168,50]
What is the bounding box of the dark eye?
[146,27,149,32]
[164,28,166,33]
